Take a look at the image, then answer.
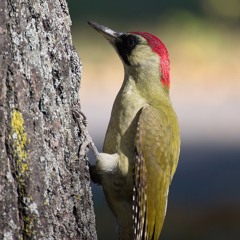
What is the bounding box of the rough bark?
[0,0,97,239]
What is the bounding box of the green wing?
[133,105,180,240]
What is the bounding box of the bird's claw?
[72,108,99,159]
[72,109,88,127]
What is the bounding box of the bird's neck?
[123,65,171,107]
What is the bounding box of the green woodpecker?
[88,21,180,240]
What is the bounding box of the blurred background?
[67,0,240,239]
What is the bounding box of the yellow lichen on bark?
[11,109,29,173]
[11,110,34,236]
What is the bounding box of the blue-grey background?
[68,1,240,239]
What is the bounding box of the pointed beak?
[88,21,122,44]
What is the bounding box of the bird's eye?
[127,37,136,47]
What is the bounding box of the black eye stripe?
[115,34,139,65]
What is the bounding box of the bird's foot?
[72,108,99,159]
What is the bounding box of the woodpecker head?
[88,21,170,90]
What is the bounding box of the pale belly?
[101,86,147,235]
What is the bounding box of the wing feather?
[133,105,180,240]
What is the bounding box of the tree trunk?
[0,0,97,239]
